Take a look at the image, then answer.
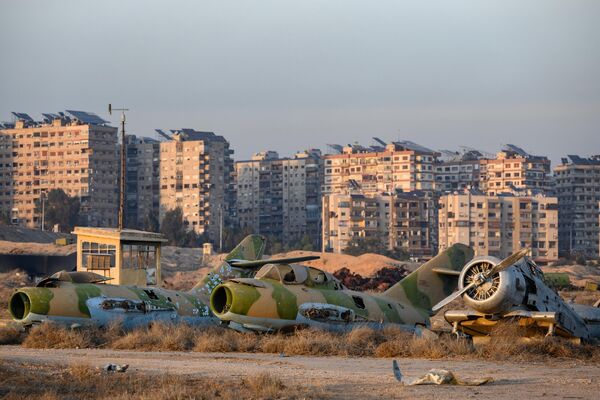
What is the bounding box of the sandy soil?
[1,346,598,399]
[272,250,420,276]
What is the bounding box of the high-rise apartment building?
[235,149,323,247]
[157,129,234,242]
[322,189,436,258]
[479,144,552,196]
[438,190,558,263]
[554,155,600,258]
[0,111,118,228]
[125,135,160,229]
[323,141,438,195]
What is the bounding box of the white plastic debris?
[103,363,129,373]
[393,360,492,386]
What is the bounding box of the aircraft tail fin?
[190,234,266,294]
[382,244,473,315]
[224,234,266,262]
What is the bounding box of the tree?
[143,211,160,233]
[36,189,80,232]
[160,208,187,246]
[0,211,11,225]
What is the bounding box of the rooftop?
[1,110,111,128]
[72,227,167,243]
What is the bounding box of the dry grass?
[22,322,106,349]
[0,360,319,400]
[0,324,24,345]
[10,321,600,362]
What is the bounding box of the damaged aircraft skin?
[209,244,474,333]
[8,235,269,328]
[433,249,600,342]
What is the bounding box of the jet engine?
[459,256,529,314]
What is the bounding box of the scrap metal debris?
[393,360,492,386]
[103,363,129,373]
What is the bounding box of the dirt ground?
[0,345,598,399]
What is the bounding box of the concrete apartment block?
[554,155,600,258]
[125,135,160,229]
[157,129,233,242]
[235,149,323,247]
[438,190,558,264]
[323,141,438,195]
[0,111,118,228]
[479,144,552,196]
[322,190,436,258]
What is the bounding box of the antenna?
[108,104,130,230]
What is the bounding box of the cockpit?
[255,263,343,290]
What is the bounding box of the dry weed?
[194,327,259,352]
[110,322,197,351]
[0,360,321,400]
[22,322,102,349]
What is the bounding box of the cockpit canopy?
[255,263,343,289]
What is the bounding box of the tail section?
[224,234,266,262]
[190,234,266,295]
[382,244,474,315]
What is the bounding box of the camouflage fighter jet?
[209,244,474,333]
[8,235,316,329]
[433,249,600,343]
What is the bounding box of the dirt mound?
[542,264,600,287]
[0,226,67,243]
[0,240,76,256]
[271,250,419,277]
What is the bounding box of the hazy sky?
[1,0,599,164]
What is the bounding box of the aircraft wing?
[228,255,320,268]
[444,309,581,340]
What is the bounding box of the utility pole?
[40,191,46,231]
[109,104,129,231]
[219,204,224,252]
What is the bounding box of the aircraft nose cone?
[210,284,233,315]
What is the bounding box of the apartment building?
[479,144,552,195]
[125,135,160,229]
[0,111,118,228]
[235,149,323,247]
[157,129,234,242]
[438,190,558,263]
[554,155,600,258]
[323,141,438,195]
[322,189,436,258]
[435,149,486,192]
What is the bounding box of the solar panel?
[11,112,34,122]
[42,113,61,122]
[65,110,108,125]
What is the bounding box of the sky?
[1,0,599,164]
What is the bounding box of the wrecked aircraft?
[433,249,600,342]
[209,244,474,333]
[8,235,275,328]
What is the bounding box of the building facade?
[235,149,323,247]
[479,144,552,196]
[435,149,485,192]
[0,111,118,228]
[125,135,160,229]
[157,129,234,242]
[554,155,600,258]
[322,189,436,258]
[323,141,438,195]
[438,190,559,263]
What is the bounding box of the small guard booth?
[72,227,167,287]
